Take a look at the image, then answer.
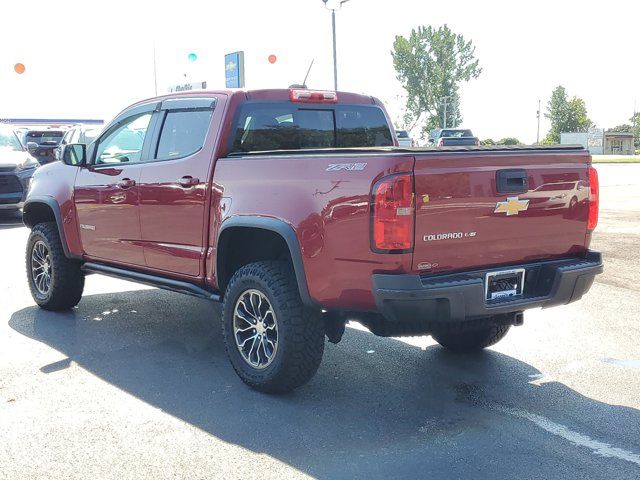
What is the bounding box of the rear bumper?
[372,251,603,323]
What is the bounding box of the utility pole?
[441,96,451,128]
[323,0,351,91]
[153,42,158,96]
[536,99,541,144]
[331,9,337,90]
[634,99,638,151]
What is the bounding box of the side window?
[155,110,212,159]
[95,113,152,165]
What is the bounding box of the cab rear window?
[230,102,393,153]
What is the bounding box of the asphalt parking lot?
[1,164,639,480]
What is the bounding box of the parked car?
[22,88,602,393]
[56,124,102,160]
[21,128,65,164]
[428,128,480,147]
[0,127,40,212]
[395,129,414,147]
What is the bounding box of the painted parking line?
[495,405,640,467]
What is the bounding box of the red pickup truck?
[23,88,603,392]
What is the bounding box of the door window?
[155,110,212,160]
[95,113,152,164]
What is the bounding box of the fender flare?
[217,216,315,307]
[22,196,77,259]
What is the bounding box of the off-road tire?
[221,260,324,393]
[26,222,84,311]
[432,324,510,352]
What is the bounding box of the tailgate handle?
[496,169,528,194]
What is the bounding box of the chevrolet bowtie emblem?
[494,196,530,216]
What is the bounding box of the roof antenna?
[289,59,314,89]
[302,59,314,88]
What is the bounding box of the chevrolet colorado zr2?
[22,88,603,392]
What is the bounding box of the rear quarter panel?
[212,153,414,310]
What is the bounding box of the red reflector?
[289,89,338,103]
[587,166,599,231]
[371,173,414,251]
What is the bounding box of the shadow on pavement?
[8,289,640,479]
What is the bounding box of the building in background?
[560,128,604,154]
[603,131,635,155]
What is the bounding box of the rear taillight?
[289,89,338,103]
[588,166,599,231]
[371,173,414,252]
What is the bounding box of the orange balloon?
[268,54,277,64]
[14,63,25,74]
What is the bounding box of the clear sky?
[1,0,638,143]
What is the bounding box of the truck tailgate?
[412,149,591,274]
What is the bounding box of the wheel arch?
[216,217,315,307]
[22,197,73,259]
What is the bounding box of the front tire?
[432,324,510,352]
[26,222,84,311]
[221,260,325,393]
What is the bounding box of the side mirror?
[61,143,87,166]
[26,141,38,153]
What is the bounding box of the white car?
[395,129,414,147]
[524,180,589,213]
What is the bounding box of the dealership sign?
[225,51,245,88]
[168,81,207,93]
[587,127,604,147]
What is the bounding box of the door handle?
[178,176,199,188]
[117,178,136,189]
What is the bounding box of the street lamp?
[322,0,351,91]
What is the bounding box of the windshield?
[441,129,473,137]
[535,182,576,192]
[0,129,23,151]
[26,131,64,145]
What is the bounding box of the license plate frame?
[485,268,526,302]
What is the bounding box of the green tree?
[497,137,522,145]
[630,112,640,148]
[481,138,496,146]
[607,124,632,133]
[543,86,592,144]
[391,25,481,138]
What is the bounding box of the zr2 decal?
[326,163,367,171]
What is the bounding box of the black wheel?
[221,260,325,393]
[432,324,510,352]
[26,222,84,311]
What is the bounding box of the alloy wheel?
[233,289,278,369]
[31,240,52,295]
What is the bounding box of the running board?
[81,262,221,302]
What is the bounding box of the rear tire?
[26,222,84,311]
[221,260,325,393]
[432,324,510,352]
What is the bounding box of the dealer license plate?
[485,268,525,301]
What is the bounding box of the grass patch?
[592,155,640,163]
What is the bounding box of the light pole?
[536,99,541,144]
[322,0,351,91]
[441,96,451,128]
